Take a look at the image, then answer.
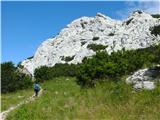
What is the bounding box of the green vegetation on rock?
[126,18,133,25]
[151,14,160,18]
[108,33,114,36]
[81,41,87,46]
[92,36,100,41]
[17,62,24,69]
[61,56,75,62]
[27,56,34,59]
[150,25,160,36]
[87,44,107,51]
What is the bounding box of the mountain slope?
[21,11,160,75]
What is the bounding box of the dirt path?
[0,89,43,120]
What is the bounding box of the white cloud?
[133,1,159,14]
[116,1,160,19]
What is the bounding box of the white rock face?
[133,81,155,90]
[21,11,160,75]
[126,66,160,90]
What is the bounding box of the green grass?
[1,88,33,111]
[4,77,160,120]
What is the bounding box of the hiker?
[34,81,41,97]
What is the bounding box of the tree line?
[1,62,32,93]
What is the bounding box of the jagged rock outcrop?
[126,66,160,90]
[21,11,160,75]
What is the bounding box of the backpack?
[34,84,40,91]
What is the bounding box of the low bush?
[151,14,160,18]
[136,10,142,14]
[150,25,160,36]
[126,18,133,25]
[92,37,99,41]
[108,33,114,36]
[81,41,87,46]
[34,66,52,82]
[27,56,34,59]
[77,44,160,87]
[34,63,78,82]
[17,62,24,69]
[61,56,75,62]
[87,44,107,51]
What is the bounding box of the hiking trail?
[0,89,43,120]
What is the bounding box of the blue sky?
[1,1,159,64]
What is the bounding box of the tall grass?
[1,89,33,111]
[6,77,160,120]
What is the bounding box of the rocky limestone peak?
[21,12,160,75]
[131,10,154,19]
[123,10,156,25]
[96,12,111,19]
[67,16,94,28]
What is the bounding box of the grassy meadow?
[2,77,160,120]
[1,88,33,112]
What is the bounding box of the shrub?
[81,23,85,29]
[50,63,78,77]
[150,25,160,36]
[151,14,160,18]
[61,56,75,62]
[34,63,78,82]
[34,66,52,82]
[133,10,143,14]
[77,44,160,87]
[81,41,87,46]
[126,18,133,25]
[1,62,32,93]
[27,56,34,59]
[152,44,160,64]
[87,44,107,51]
[108,33,114,36]
[17,62,24,69]
[92,37,99,41]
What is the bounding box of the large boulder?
[126,66,160,90]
